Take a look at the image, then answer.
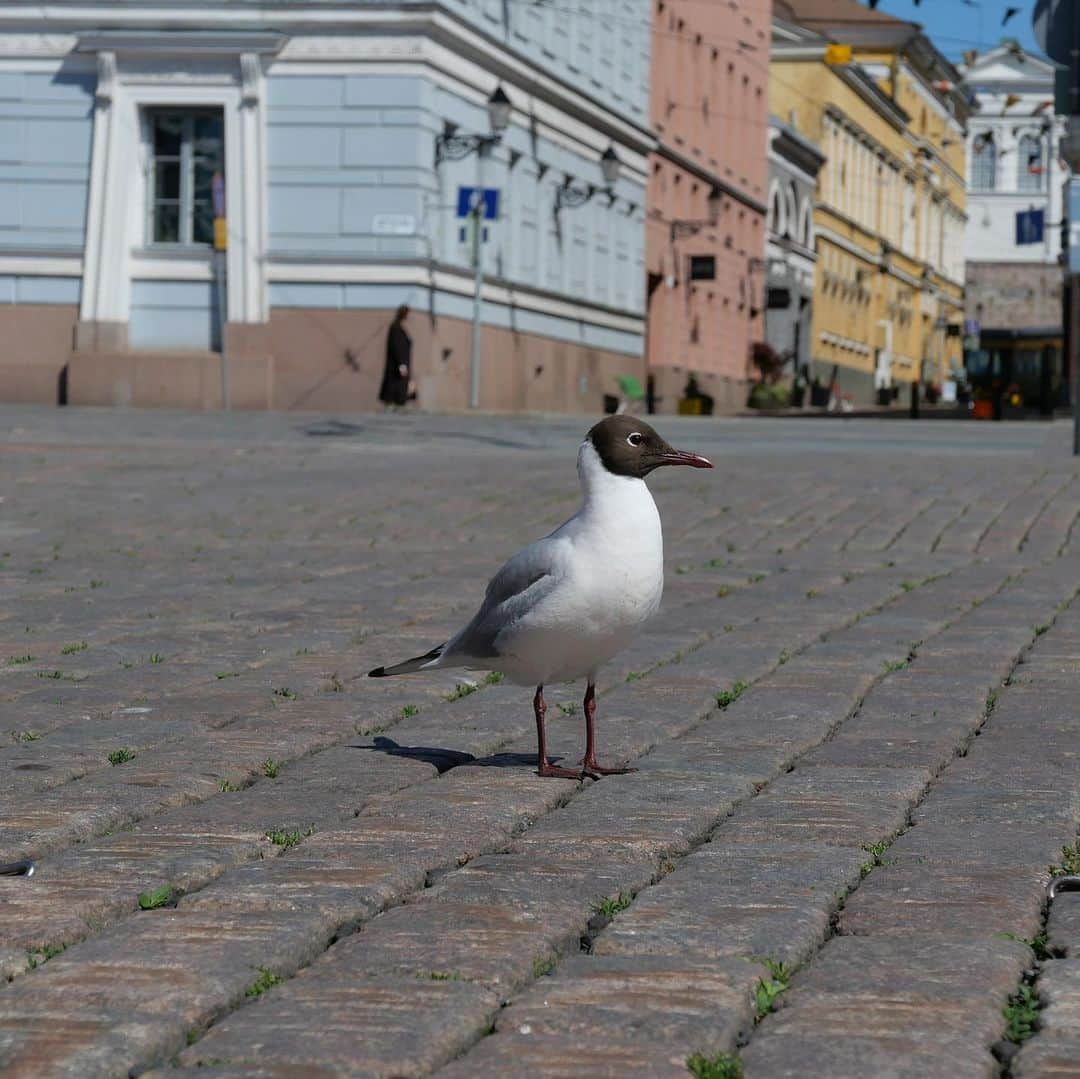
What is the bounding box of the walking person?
[378,305,414,409]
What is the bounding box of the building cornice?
[75,29,285,54]
[0,5,656,154]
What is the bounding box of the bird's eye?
[627,432,644,447]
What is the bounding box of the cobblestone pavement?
[2,407,1080,1078]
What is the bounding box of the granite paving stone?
[1,410,1078,1077]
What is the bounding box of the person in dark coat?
[379,305,413,408]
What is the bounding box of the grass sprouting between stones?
[149,653,165,665]
[533,955,557,978]
[716,681,749,710]
[272,686,296,700]
[108,748,135,766]
[484,671,504,685]
[262,758,281,779]
[754,959,790,1018]
[1003,984,1039,1043]
[998,931,1052,962]
[591,891,633,919]
[400,704,420,719]
[245,968,285,998]
[860,839,891,878]
[445,681,478,700]
[265,826,314,850]
[686,1051,743,1079]
[26,942,67,970]
[7,654,34,665]
[61,641,87,655]
[1049,844,1080,878]
[137,886,173,910]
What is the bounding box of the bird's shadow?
[351,736,539,774]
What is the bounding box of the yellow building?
[772,0,970,405]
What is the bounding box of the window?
[1018,133,1044,192]
[970,132,996,191]
[146,108,225,245]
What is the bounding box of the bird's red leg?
[535,684,580,779]
[582,681,637,776]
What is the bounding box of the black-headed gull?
[370,416,713,779]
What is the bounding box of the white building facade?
[962,45,1066,327]
[0,1,652,412]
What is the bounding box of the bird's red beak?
[657,449,713,469]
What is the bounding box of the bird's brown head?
[586,416,713,479]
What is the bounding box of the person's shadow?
[354,736,540,773]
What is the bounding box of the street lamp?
[555,144,622,212]
[670,184,724,242]
[435,84,513,164]
[433,85,514,410]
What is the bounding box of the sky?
[869,0,1043,62]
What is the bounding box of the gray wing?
[445,536,566,660]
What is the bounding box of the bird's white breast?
[493,441,664,684]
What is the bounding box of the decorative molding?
[95,50,116,105]
[239,52,260,106]
[130,252,214,282]
[76,30,286,56]
[0,255,83,277]
[265,259,646,333]
[0,33,77,58]
[81,68,268,326]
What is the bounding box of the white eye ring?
[627,432,644,447]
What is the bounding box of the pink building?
[647,0,771,413]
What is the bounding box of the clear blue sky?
[870,0,1042,62]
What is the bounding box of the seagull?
[369,416,713,779]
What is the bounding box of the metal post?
[469,147,487,411]
[215,249,230,411]
[1072,272,1080,454]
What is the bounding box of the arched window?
[799,198,813,248]
[767,179,785,237]
[1018,133,1044,192]
[971,132,996,190]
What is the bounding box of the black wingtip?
[368,666,386,678]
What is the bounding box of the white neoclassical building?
[961,44,1067,412]
[0,1,652,412]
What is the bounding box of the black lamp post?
[555,144,622,212]
[435,85,513,164]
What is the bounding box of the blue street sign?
[1016,208,1045,246]
[456,186,500,220]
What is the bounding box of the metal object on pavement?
[1048,874,1080,899]
[0,859,35,877]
